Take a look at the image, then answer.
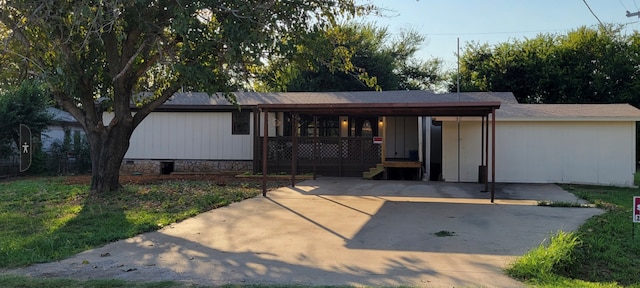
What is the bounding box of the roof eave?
[257,101,501,117]
[498,117,640,122]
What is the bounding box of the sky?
[363,0,640,71]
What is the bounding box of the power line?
[425,28,577,37]
[619,0,629,10]
[582,0,606,29]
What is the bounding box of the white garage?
[439,101,640,187]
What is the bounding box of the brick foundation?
[120,159,252,175]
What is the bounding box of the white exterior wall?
[442,120,636,186]
[41,125,85,151]
[259,112,277,137]
[108,112,254,160]
[441,120,484,182]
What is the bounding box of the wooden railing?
[257,136,381,177]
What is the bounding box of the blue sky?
[362,0,639,71]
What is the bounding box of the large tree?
[451,26,640,106]
[0,0,374,192]
[254,23,443,92]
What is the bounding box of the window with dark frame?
[295,115,339,137]
[232,110,250,135]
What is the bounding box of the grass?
[0,177,266,268]
[507,184,640,287]
[505,231,581,281]
[0,275,347,288]
[537,200,593,207]
[3,177,640,287]
[0,275,192,288]
[434,230,455,237]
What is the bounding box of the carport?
[257,101,501,201]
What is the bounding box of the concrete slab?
[9,179,603,287]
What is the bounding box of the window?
[349,117,379,137]
[232,110,250,135]
[297,115,339,137]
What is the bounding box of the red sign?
[634,197,640,223]
[373,136,383,144]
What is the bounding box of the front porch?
[256,136,381,177]
[254,101,500,201]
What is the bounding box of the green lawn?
[0,275,190,288]
[0,177,264,268]
[507,184,640,287]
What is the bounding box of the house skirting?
[120,159,252,175]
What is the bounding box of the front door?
[385,116,418,160]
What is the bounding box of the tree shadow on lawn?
[6,183,535,287]
[4,197,504,287]
[7,191,145,267]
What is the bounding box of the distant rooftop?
[47,107,77,123]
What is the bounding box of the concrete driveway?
[11,178,603,287]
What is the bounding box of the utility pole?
[626,10,640,18]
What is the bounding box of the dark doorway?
[429,120,442,181]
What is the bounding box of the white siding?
[108,112,253,160]
[258,112,277,137]
[442,120,484,182]
[442,120,636,186]
[41,125,85,151]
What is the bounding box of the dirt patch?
[2,173,303,187]
[61,173,299,189]
[62,174,238,185]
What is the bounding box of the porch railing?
[257,136,381,177]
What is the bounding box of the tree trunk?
[87,117,134,193]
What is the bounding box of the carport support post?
[491,108,496,203]
[252,108,260,175]
[313,115,318,180]
[485,115,489,192]
[291,113,298,187]
[262,109,269,197]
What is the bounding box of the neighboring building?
[112,91,640,187]
[42,107,84,151]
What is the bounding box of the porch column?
[313,115,318,180]
[291,113,298,187]
[252,108,260,175]
[484,115,489,193]
[491,108,496,203]
[262,109,269,197]
[381,116,386,164]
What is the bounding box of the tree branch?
[131,82,181,128]
[112,39,146,83]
